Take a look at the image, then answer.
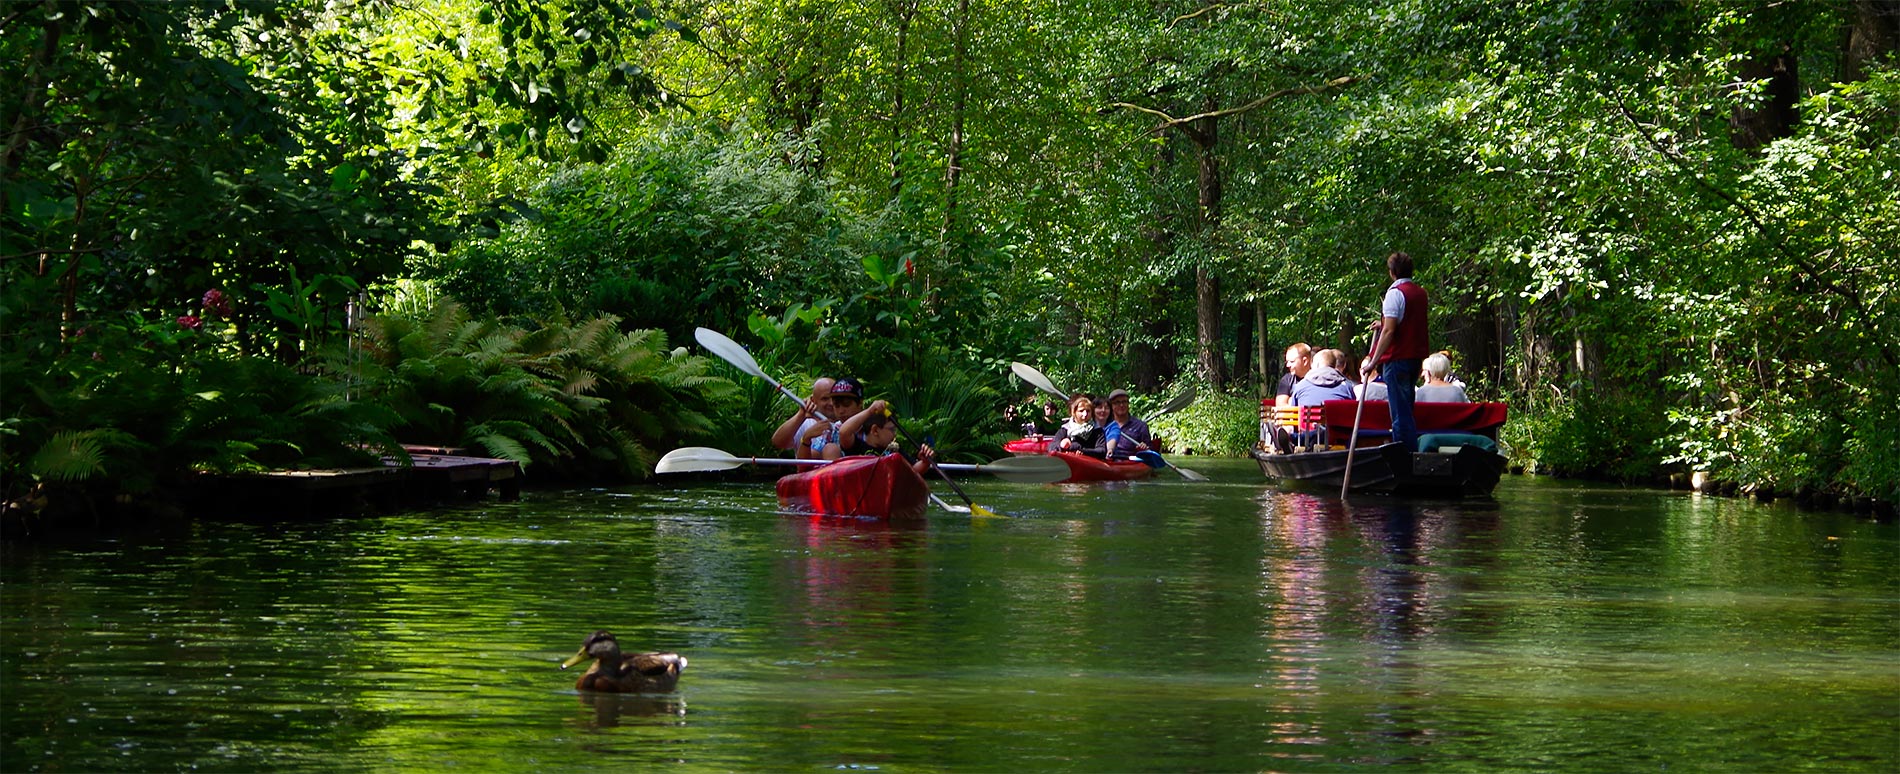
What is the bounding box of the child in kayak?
[1050,394,1107,457]
[824,398,936,475]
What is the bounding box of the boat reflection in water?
[1255,491,1505,758]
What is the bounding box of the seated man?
[1273,343,1313,408]
[1417,353,1469,403]
[1275,350,1357,452]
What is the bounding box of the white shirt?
[1381,277,1416,320]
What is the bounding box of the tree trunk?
[1844,0,1900,83]
[1191,97,1225,390]
[1129,137,1178,390]
[1254,301,1270,398]
[1730,7,1801,151]
[1232,304,1252,391]
[937,0,970,287]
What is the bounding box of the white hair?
[1424,353,1451,378]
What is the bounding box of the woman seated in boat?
[1417,353,1469,403]
[1049,394,1107,457]
[1103,389,1153,460]
[824,399,936,474]
[1355,357,1388,401]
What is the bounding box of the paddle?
[656,447,1070,484]
[1010,361,1070,401]
[882,412,1001,517]
[695,328,825,419]
[1134,450,1209,482]
[1342,328,1380,498]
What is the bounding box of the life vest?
[1381,280,1430,363]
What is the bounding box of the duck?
[560,630,688,693]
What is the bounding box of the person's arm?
[772,403,817,450]
[796,420,831,459]
[1051,425,1074,450]
[835,400,886,454]
[1362,316,1399,380]
[1129,420,1152,452]
[910,444,935,476]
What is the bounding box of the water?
[4,460,1895,772]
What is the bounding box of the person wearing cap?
[797,377,866,459]
[772,376,835,457]
[1103,389,1153,460]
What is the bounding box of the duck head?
[562,630,621,669]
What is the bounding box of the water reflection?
[573,692,686,730]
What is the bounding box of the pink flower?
[177,315,202,331]
[201,289,231,317]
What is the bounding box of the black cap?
[830,378,864,399]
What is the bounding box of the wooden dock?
[198,446,521,518]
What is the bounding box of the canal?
[3,459,1895,771]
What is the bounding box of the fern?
[29,431,108,482]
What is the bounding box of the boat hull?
[775,455,930,519]
[1251,442,1504,497]
[1051,452,1155,483]
[1004,437,1050,456]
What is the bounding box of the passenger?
[826,399,935,475]
[798,377,865,458]
[1273,343,1314,408]
[1051,394,1105,455]
[1432,350,1468,388]
[1417,353,1469,403]
[1102,389,1153,460]
[1356,357,1388,401]
[1361,251,1430,450]
[772,376,835,457]
[1290,349,1357,407]
[1325,349,1355,386]
[1273,350,1357,453]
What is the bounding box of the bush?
[1147,386,1260,457]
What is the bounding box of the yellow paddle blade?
[969,503,1004,519]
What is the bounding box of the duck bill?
[560,650,588,670]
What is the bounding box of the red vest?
[1381,280,1430,363]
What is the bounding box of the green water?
[3,459,1895,772]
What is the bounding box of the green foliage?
[1148,389,1261,458]
[1508,393,1670,482]
[354,300,735,479]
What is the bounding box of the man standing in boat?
[1361,251,1429,454]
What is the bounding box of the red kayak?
[1003,437,1155,483]
[1004,437,1050,456]
[775,454,929,519]
[1052,452,1154,483]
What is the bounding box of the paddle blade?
[1010,362,1069,400]
[656,447,827,474]
[1152,384,1198,417]
[1172,465,1210,482]
[968,503,1003,518]
[694,328,766,379]
[656,446,745,474]
[951,454,1070,484]
[1133,450,1167,469]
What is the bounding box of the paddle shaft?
[884,414,982,510]
[1341,328,1380,497]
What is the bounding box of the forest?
[3,0,1895,521]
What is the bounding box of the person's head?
[1283,343,1313,377]
[809,377,836,413]
[1423,353,1452,381]
[829,378,865,415]
[1311,349,1336,369]
[1107,389,1132,421]
[1068,394,1094,423]
[1387,251,1414,280]
[859,410,897,451]
[1092,399,1112,424]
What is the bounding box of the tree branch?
[1612,97,1897,369]
[1168,4,1227,30]
[1110,75,1361,136]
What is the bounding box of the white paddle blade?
[1153,384,1197,417]
[694,328,767,379]
[1010,362,1069,400]
[656,446,745,474]
[1172,465,1209,482]
[657,447,828,474]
